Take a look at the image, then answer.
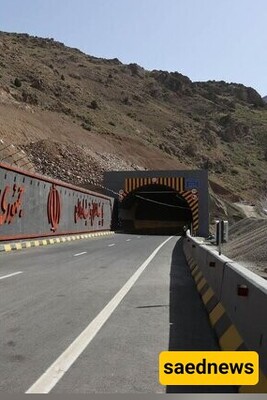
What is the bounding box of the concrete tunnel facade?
[103,170,209,237]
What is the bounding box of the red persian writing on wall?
[74,198,104,226]
[0,184,24,225]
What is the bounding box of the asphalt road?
[0,233,236,393]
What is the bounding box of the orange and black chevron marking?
[124,176,185,193]
[181,191,199,234]
[123,177,199,235]
[184,252,267,393]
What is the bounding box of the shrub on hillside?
[184,142,198,157]
[90,100,98,110]
[81,122,91,131]
[14,77,22,87]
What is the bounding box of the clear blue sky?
[1,0,267,96]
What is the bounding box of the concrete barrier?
[221,261,267,375]
[196,244,229,300]
[183,233,267,392]
[0,162,114,241]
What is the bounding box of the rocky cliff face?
[0,31,266,211]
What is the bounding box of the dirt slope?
[223,218,267,278]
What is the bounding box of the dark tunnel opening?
[119,184,192,235]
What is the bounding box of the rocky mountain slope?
[0,31,267,221]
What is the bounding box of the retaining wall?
[0,162,113,241]
[183,234,267,393]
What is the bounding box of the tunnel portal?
[119,184,192,234]
[103,170,209,237]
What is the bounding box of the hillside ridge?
[0,31,267,217]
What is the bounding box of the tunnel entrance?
[119,184,192,235]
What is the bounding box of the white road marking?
[108,244,115,247]
[73,252,87,257]
[0,271,23,281]
[126,239,131,242]
[25,236,173,394]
